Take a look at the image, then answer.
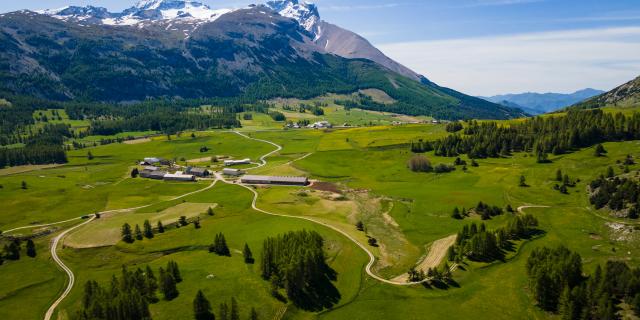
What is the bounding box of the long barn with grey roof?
[241,175,308,186]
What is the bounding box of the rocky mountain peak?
[265,0,319,31]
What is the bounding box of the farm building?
[241,175,308,186]
[307,121,332,129]
[144,166,159,171]
[187,167,210,177]
[223,168,244,176]
[143,171,167,180]
[224,159,251,166]
[164,171,196,182]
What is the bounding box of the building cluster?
[138,157,211,182]
[285,121,333,129]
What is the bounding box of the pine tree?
[167,260,182,283]
[131,168,139,178]
[207,207,215,216]
[143,220,154,239]
[193,290,215,320]
[243,243,254,264]
[595,144,607,157]
[519,175,527,187]
[145,265,158,301]
[122,223,134,243]
[219,302,229,320]
[249,307,258,320]
[21,181,27,189]
[135,224,143,240]
[157,221,165,233]
[606,166,615,178]
[26,239,36,258]
[230,297,239,320]
[556,169,563,182]
[160,268,179,301]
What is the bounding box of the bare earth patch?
[187,157,212,163]
[123,138,152,145]
[391,234,457,283]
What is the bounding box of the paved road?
[44,216,95,320]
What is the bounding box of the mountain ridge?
[0,1,525,120]
[481,88,604,114]
[571,76,640,110]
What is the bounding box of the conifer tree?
[143,220,154,239]
[243,243,254,264]
[230,297,239,320]
[219,302,229,320]
[160,268,179,301]
[145,265,158,302]
[26,239,36,258]
[157,221,165,233]
[135,224,143,240]
[193,290,215,320]
[167,260,182,283]
[249,307,258,320]
[207,207,215,216]
[556,169,563,182]
[122,223,134,243]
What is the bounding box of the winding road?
[37,129,540,319]
[229,131,453,285]
[40,179,220,320]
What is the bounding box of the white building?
[224,158,251,166]
[307,121,332,129]
[164,171,196,182]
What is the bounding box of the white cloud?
[378,27,640,96]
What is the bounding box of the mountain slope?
[572,76,640,110]
[0,1,524,120]
[482,88,604,114]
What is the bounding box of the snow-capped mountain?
[39,0,232,26]
[265,0,319,32]
[36,0,421,81]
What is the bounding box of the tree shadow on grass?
[290,265,341,312]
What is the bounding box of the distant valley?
[481,88,604,115]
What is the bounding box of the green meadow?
[1,114,639,319]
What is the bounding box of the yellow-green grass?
[66,202,218,248]
[32,109,91,132]
[0,132,273,231]
[54,183,368,320]
[0,234,65,320]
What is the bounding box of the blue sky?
[2,0,640,95]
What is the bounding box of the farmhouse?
[223,168,244,176]
[241,175,308,186]
[164,171,196,182]
[187,167,210,177]
[224,158,251,166]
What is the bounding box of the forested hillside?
[0,8,523,120]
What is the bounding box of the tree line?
[526,246,640,319]
[429,109,640,160]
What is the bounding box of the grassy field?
[1,119,640,320]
